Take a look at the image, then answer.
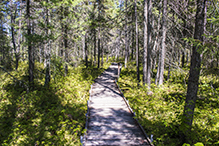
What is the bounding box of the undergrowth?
[118,61,219,146]
[0,60,110,145]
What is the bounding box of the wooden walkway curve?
[83,63,152,146]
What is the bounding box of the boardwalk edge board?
[81,84,92,146]
[115,64,153,146]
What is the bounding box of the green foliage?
[118,62,219,146]
[0,61,109,145]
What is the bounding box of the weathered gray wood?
[85,64,150,146]
[86,133,144,140]
[86,139,149,146]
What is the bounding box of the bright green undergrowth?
[0,60,110,146]
[118,62,219,146]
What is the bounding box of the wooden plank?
[90,96,123,100]
[89,103,127,108]
[89,107,130,112]
[89,110,133,117]
[88,121,137,127]
[88,125,141,133]
[88,121,138,129]
[86,135,146,141]
[90,99,125,105]
[88,116,134,123]
[85,139,149,146]
[86,132,145,140]
[88,116,136,124]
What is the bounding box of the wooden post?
[118,63,120,77]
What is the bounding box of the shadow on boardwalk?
[85,64,151,146]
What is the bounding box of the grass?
[0,60,110,146]
[118,61,219,146]
[1,58,218,146]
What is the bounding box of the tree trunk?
[158,0,167,85]
[131,3,135,61]
[182,0,188,68]
[181,0,206,143]
[98,27,100,68]
[155,1,162,85]
[124,0,128,68]
[45,3,51,86]
[143,0,148,86]
[155,56,160,85]
[27,0,34,85]
[10,1,19,70]
[85,33,88,68]
[167,64,171,81]
[182,50,185,68]
[93,29,96,66]
[64,23,68,76]
[146,0,152,88]
[116,29,121,61]
[135,0,140,84]
[17,0,22,67]
[101,39,104,67]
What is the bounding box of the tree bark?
[143,0,148,86]
[10,1,19,70]
[158,0,167,85]
[93,28,96,66]
[182,0,188,68]
[131,2,135,61]
[85,33,88,68]
[27,0,34,84]
[124,0,128,68]
[45,2,51,86]
[98,27,100,68]
[155,1,162,85]
[101,38,104,67]
[64,23,68,76]
[181,0,206,143]
[116,29,121,61]
[135,0,140,84]
[146,0,152,88]
[17,0,22,67]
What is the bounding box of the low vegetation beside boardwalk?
[118,62,219,146]
[0,61,110,146]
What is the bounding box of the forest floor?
[0,59,218,146]
[0,60,110,146]
[117,61,219,146]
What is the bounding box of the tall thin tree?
[146,0,152,87]
[85,33,88,68]
[45,0,51,86]
[181,0,206,143]
[27,0,34,84]
[135,0,140,84]
[124,0,128,68]
[10,1,19,70]
[158,0,167,85]
[143,0,148,85]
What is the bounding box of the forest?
[0,0,218,145]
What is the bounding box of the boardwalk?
[84,63,151,146]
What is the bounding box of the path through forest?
[83,63,152,146]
